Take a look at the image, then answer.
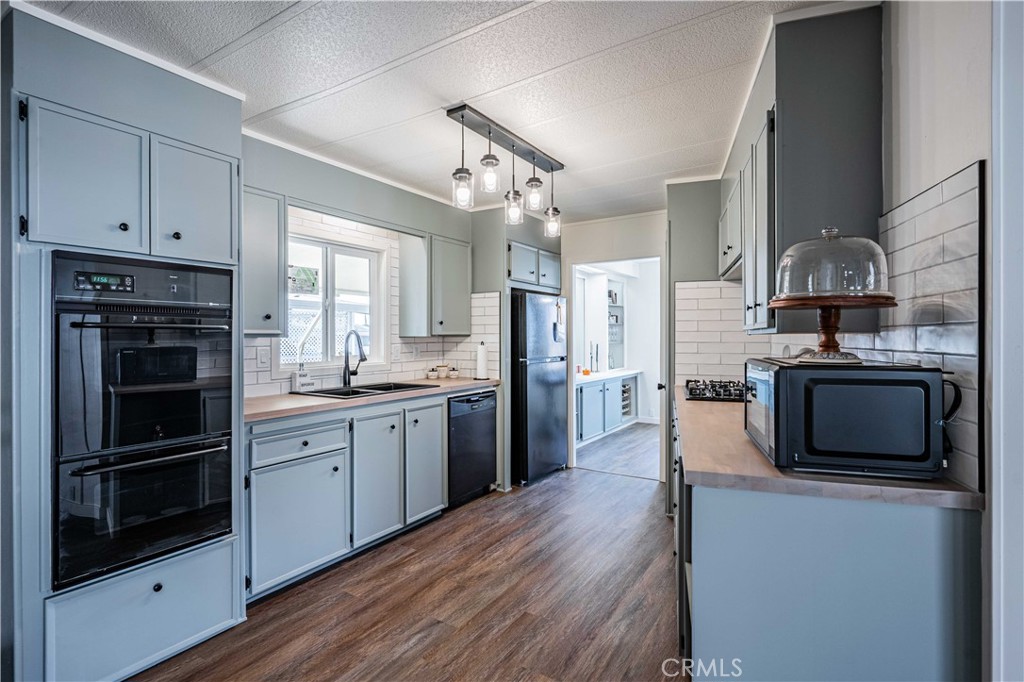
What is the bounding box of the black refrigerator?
[511,290,568,485]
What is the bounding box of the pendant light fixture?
[543,170,561,238]
[451,113,474,209]
[504,144,524,225]
[480,126,500,193]
[525,156,544,211]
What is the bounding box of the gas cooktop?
[684,379,747,402]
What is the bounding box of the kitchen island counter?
[574,368,640,385]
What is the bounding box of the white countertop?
[574,368,641,385]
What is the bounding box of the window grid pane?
[333,252,372,360]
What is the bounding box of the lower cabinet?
[405,403,445,523]
[45,539,237,682]
[577,376,638,442]
[352,411,405,547]
[249,450,349,595]
[578,382,605,440]
[603,380,622,431]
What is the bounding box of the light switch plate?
[257,347,271,369]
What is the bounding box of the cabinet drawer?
[250,423,349,469]
[45,539,237,682]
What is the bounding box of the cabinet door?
[717,205,730,275]
[509,242,539,284]
[604,380,623,430]
[249,451,349,595]
[431,237,471,336]
[579,383,605,440]
[405,403,445,523]
[538,251,561,290]
[742,149,757,328]
[752,115,774,329]
[242,188,287,335]
[152,136,237,264]
[721,178,742,275]
[352,412,404,547]
[27,98,148,252]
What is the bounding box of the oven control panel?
[73,271,136,293]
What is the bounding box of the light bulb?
[482,167,498,192]
[451,168,474,209]
[527,187,543,211]
[480,153,500,193]
[508,204,521,221]
[456,184,471,206]
[544,206,561,237]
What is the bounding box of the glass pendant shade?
[526,176,544,211]
[505,189,524,225]
[543,206,561,238]
[480,154,500,193]
[774,227,892,301]
[452,168,474,209]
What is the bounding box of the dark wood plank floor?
[135,468,677,682]
[576,423,661,481]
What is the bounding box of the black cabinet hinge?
[18,215,27,237]
[243,474,250,490]
[349,532,353,544]
[245,575,251,590]
[18,100,27,121]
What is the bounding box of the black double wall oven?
[52,252,234,590]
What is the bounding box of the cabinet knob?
[263,313,273,321]
[390,424,396,431]
[301,440,309,447]
[722,250,728,256]
[746,305,753,311]
[332,466,339,473]
[152,582,163,593]
[172,231,183,240]
[727,245,733,251]
[753,302,762,308]
[529,270,535,275]
[118,222,130,232]
[413,419,419,425]
[541,273,547,277]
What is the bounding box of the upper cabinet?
[242,188,288,335]
[22,97,239,265]
[151,137,237,264]
[729,7,882,334]
[538,250,561,290]
[508,240,561,292]
[27,99,149,253]
[399,234,471,337]
[718,178,741,278]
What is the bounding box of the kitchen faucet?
[342,330,368,388]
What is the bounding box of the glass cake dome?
[773,227,894,301]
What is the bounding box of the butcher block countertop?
[246,378,500,423]
[674,386,983,511]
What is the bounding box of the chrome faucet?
[342,330,368,388]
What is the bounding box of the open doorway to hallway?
[570,257,662,481]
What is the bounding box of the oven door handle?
[69,322,231,332]
[69,444,230,477]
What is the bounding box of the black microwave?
[745,358,953,479]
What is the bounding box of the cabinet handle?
[413,419,419,425]
[152,583,163,593]
[541,273,547,277]
[172,231,183,240]
[302,440,309,447]
[727,245,733,251]
[263,313,273,321]
[722,250,728,256]
[118,222,130,232]
[529,270,535,275]
[332,466,339,473]
[746,305,753,311]
[753,302,762,308]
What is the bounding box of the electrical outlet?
[257,346,271,369]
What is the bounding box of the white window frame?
[272,235,389,378]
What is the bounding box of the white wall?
[561,210,667,264]
[626,260,661,420]
[579,270,609,373]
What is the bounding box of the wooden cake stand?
[768,294,898,363]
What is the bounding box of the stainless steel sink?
[292,382,437,400]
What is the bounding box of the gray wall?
[8,10,240,158]
[242,136,470,243]
[667,180,721,283]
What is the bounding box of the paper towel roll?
[474,341,488,380]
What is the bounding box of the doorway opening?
[570,257,663,481]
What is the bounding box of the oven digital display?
[73,271,136,292]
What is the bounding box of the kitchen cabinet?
[603,380,622,430]
[242,187,288,335]
[719,178,741,277]
[151,136,237,264]
[538,250,561,290]
[578,382,605,441]
[431,236,472,336]
[509,242,539,284]
[404,403,445,523]
[399,235,471,337]
[249,450,349,595]
[27,97,149,253]
[352,411,405,547]
[745,116,775,331]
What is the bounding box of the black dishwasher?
[448,392,498,508]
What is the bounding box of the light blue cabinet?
[352,411,405,547]
[242,187,288,335]
[578,382,605,441]
[538,250,561,290]
[509,241,539,284]
[27,97,149,252]
[152,136,237,264]
[405,403,445,523]
[430,236,472,336]
[249,450,349,595]
[603,380,622,430]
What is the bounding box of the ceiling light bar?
[446,104,565,174]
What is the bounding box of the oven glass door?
[55,438,232,589]
[56,312,232,458]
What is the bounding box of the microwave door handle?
[69,322,231,332]
[69,444,229,477]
